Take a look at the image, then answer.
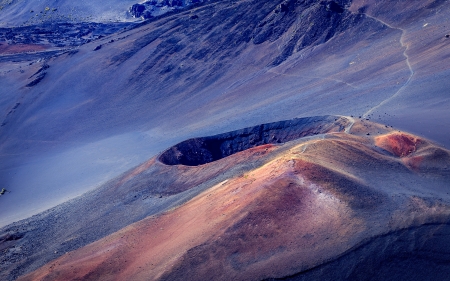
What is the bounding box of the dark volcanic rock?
[252,0,357,66]
[25,72,46,87]
[26,63,49,87]
[0,232,25,243]
[130,4,147,18]
[0,22,133,48]
[129,0,208,19]
[28,63,49,79]
[326,1,345,13]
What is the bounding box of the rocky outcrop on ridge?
[129,0,208,19]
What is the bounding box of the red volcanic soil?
[18,146,365,281]
[375,132,450,172]
[375,132,423,157]
[18,119,450,281]
[0,43,49,55]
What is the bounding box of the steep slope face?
[16,117,450,281]
[4,0,447,157]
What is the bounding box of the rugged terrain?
[0,0,450,280]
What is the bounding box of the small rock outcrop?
[26,63,50,87]
[130,4,147,18]
[129,0,208,19]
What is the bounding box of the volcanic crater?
[2,116,449,281]
[159,115,350,166]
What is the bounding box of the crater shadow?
[159,115,348,166]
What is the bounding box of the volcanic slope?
[13,116,450,281]
[0,116,350,280]
[2,0,450,228]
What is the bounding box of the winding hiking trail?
[360,13,415,118]
[267,9,414,119]
[343,115,356,133]
[299,115,355,155]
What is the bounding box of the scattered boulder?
[325,1,344,13]
[129,0,208,19]
[130,4,146,18]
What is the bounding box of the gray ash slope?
[0,0,372,150]
[0,0,387,220]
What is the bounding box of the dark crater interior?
[159,115,349,166]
